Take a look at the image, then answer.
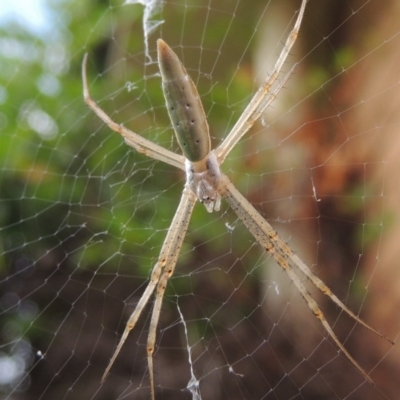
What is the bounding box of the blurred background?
[1,0,400,399]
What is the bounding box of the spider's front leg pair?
[100,181,196,400]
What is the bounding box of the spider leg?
[291,252,394,345]
[219,173,393,383]
[215,64,295,164]
[216,0,307,164]
[101,184,197,391]
[146,185,197,400]
[82,53,185,171]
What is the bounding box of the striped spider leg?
[82,0,393,397]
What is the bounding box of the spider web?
[1,0,400,399]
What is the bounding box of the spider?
[82,0,393,397]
